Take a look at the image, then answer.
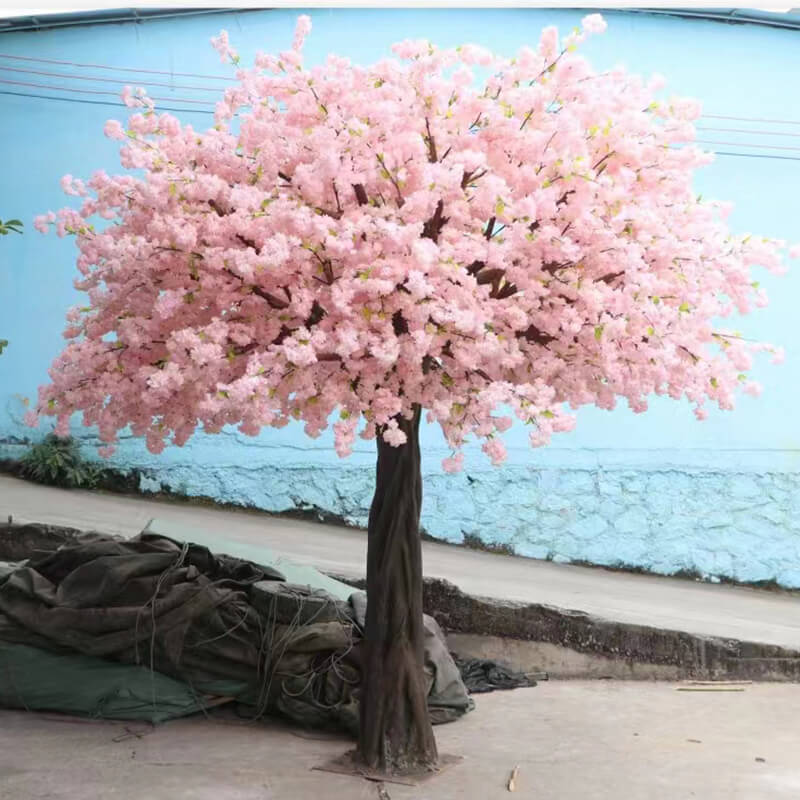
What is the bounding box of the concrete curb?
[421,577,800,682]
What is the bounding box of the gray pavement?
[1,682,799,799]
[1,475,799,649]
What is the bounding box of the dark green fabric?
[0,533,281,696]
[0,530,475,731]
[0,641,245,723]
[453,656,536,694]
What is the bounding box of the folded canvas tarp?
[0,523,475,729]
[0,641,241,723]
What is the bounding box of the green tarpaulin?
[0,522,475,729]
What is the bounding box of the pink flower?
[539,26,559,56]
[482,437,507,466]
[442,452,464,474]
[582,14,608,35]
[382,423,408,447]
[211,29,239,64]
[33,214,51,234]
[60,174,78,196]
[743,381,762,398]
[293,15,312,51]
[104,119,126,140]
[121,86,136,107]
[24,410,40,428]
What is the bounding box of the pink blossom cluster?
[30,14,794,470]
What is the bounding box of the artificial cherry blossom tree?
[31,14,795,775]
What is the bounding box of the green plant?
[0,218,23,236]
[20,434,104,489]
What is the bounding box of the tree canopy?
[31,14,796,466]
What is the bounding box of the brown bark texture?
[357,404,439,774]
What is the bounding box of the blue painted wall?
[2,9,800,586]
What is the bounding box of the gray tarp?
[0,528,474,729]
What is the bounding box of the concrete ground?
[1,682,798,800]
[1,475,799,649]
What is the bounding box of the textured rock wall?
[4,422,798,588]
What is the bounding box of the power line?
[713,150,800,162]
[0,77,216,105]
[0,51,235,82]
[702,113,800,127]
[694,138,800,152]
[0,88,213,115]
[696,126,800,139]
[0,64,224,93]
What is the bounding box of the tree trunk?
[357,404,439,774]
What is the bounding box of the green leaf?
[542,409,555,419]
[0,339,7,355]
[594,325,604,341]
[679,302,690,313]
[710,377,719,388]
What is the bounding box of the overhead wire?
[694,139,800,152]
[701,113,800,127]
[0,51,235,81]
[696,126,800,139]
[712,151,800,162]
[0,88,213,115]
[0,77,216,105]
[0,64,226,93]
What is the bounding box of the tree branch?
[517,324,557,347]
[421,200,449,243]
[251,286,290,310]
[353,183,369,206]
[424,117,438,163]
[376,153,405,207]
